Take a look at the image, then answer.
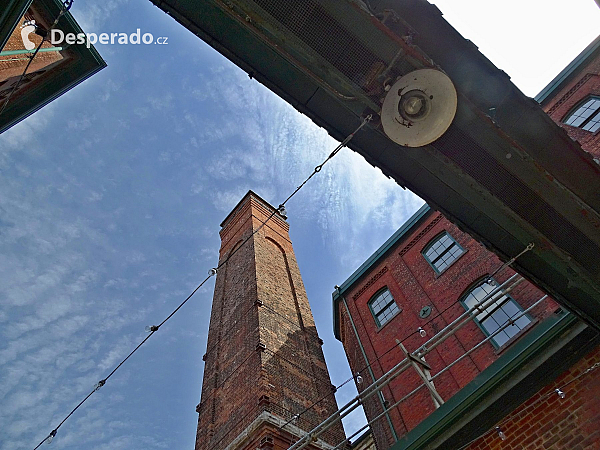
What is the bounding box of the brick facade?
[0,7,65,104]
[196,192,346,450]
[335,35,600,450]
[541,42,600,159]
[466,346,600,450]
[338,213,560,448]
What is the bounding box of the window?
[422,232,464,274]
[369,288,401,328]
[563,96,600,132]
[461,279,531,348]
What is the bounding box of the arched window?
[461,279,531,348]
[422,232,464,274]
[368,288,401,328]
[563,96,600,132]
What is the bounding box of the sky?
[1,1,599,449]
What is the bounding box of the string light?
[32,115,373,449]
[355,373,364,384]
[93,380,106,392]
[45,430,57,445]
[495,426,507,441]
[418,327,427,337]
[144,325,159,333]
[555,388,565,399]
[277,204,288,219]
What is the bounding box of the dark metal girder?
[148,0,600,329]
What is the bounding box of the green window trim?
[459,277,532,349]
[422,231,465,274]
[562,96,600,132]
[368,287,401,328]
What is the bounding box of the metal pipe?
[341,292,399,442]
[0,46,64,56]
[331,294,549,449]
[291,275,522,449]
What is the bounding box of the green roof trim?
[332,204,432,340]
[391,311,598,449]
[535,34,600,105]
[0,0,32,51]
[0,0,106,134]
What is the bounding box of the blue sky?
[1,1,599,449]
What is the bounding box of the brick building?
[195,191,346,450]
[0,0,105,133]
[332,36,600,450]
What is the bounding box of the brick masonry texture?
[542,50,600,158]
[0,8,65,102]
[195,193,346,450]
[338,44,600,449]
[339,213,561,448]
[466,346,600,450]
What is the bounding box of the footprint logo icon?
[21,20,37,50]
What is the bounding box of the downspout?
[337,287,399,443]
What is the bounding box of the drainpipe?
[337,287,399,443]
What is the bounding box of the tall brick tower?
[195,191,346,450]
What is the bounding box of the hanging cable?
[31,115,372,448]
[282,245,535,441]
[457,359,600,449]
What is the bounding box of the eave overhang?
[391,311,600,449]
[147,0,600,329]
[0,0,106,134]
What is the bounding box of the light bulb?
[292,414,300,423]
[46,430,57,444]
[208,268,218,277]
[94,380,105,392]
[355,374,363,384]
[278,204,287,218]
[418,327,426,337]
[496,427,506,441]
[145,325,158,333]
[555,388,565,399]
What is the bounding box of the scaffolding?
[287,273,550,449]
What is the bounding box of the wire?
[32,115,372,448]
[282,247,535,442]
[0,0,73,119]
[457,359,600,450]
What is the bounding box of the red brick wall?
[196,193,345,450]
[339,213,559,448]
[0,8,65,102]
[466,345,600,450]
[542,51,600,158]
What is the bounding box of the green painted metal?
[0,0,106,134]
[0,46,64,56]
[333,204,431,340]
[390,311,598,449]
[0,0,32,51]
[535,34,600,105]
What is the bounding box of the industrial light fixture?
[381,69,457,147]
